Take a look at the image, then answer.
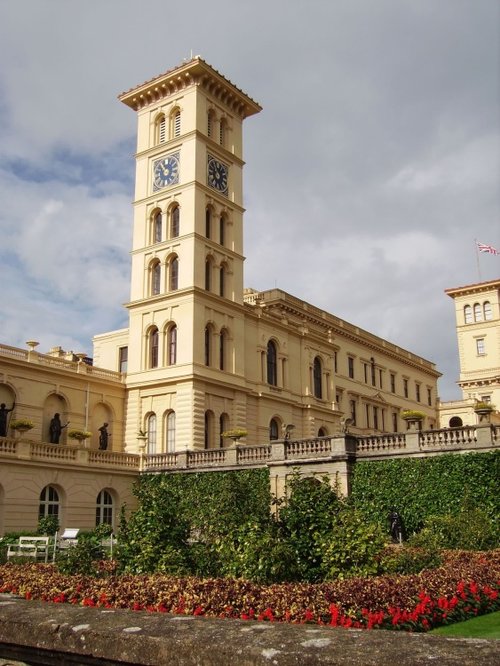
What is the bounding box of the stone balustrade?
[142,424,498,473]
[0,437,140,470]
[0,424,497,476]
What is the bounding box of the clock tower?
[118,57,261,451]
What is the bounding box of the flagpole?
[474,239,482,282]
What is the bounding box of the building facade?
[439,279,500,427]
[0,57,443,533]
[93,57,440,453]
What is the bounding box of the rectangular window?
[476,338,485,355]
[365,404,370,427]
[118,346,128,373]
[416,384,421,402]
[379,369,383,389]
[333,351,338,374]
[392,412,398,432]
[390,373,395,393]
[427,388,432,406]
[373,406,379,430]
[363,363,368,384]
[403,379,409,398]
[349,399,356,425]
[348,356,354,379]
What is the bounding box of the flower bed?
[0,550,498,633]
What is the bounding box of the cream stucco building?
[439,279,500,427]
[0,57,444,534]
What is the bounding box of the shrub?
[319,509,385,580]
[351,451,500,535]
[379,545,443,575]
[410,508,499,551]
[37,516,59,536]
[279,474,341,582]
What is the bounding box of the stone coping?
[0,595,498,665]
[0,594,500,666]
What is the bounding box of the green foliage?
[379,545,443,575]
[279,474,341,581]
[56,528,110,576]
[37,515,59,536]
[215,521,300,583]
[409,508,499,551]
[117,469,271,575]
[116,477,190,574]
[351,451,500,536]
[319,508,386,580]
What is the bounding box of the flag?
[476,241,500,255]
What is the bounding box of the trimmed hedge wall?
[351,450,500,534]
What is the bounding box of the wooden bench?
[6,536,50,563]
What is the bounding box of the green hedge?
[351,450,500,535]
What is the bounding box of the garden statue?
[98,423,110,450]
[0,401,15,437]
[49,413,69,444]
[388,508,404,543]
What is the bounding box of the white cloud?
[0,0,498,401]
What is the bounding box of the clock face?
[207,156,228,195]
[153,153,180,190]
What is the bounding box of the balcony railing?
[1,424,496,475]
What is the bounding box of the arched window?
[151,261,161,295]
[166,411,176,452]
[219,328,227,371]
[219,265,226,297]
[204,410,214,449]
[318,427,327,437]
[313,356,322,399]
[449,416,463,428]
[205,256,213,291]
[170,204,179,238]
[269,418,279,441]
[95,490,113,526]
[169,256,179,291]
[219,117,226,146]
[473,303,483,322]
[484,301,492,320]
[39,485,59,520]
[267,340,277,386]
[207,109,215,138]
[171,108,181,137]
[219,413,229,447]
[153,211,162,243]
[149,328,159,368]
[464,305,473,324]
[205,207,212,238]
[156,114,166,144]
[167,325,177,365]
[219,213,226,246]
[204,326,212,366]
[147,414,156,454]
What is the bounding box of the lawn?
[430,611,500,639]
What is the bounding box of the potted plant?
[67,429,92,444]
[474,401,494,413]
[221,428,248,443]
[10,418,34,436]
[474,401,495,423]
[400,410,425,431]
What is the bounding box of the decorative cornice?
[119,56,262,118]
[244,288,440,376]
[445,278,500,298]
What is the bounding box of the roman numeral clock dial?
[207,156,228,195]
[153,153,180,191]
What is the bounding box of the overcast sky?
[0,0,498,401]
